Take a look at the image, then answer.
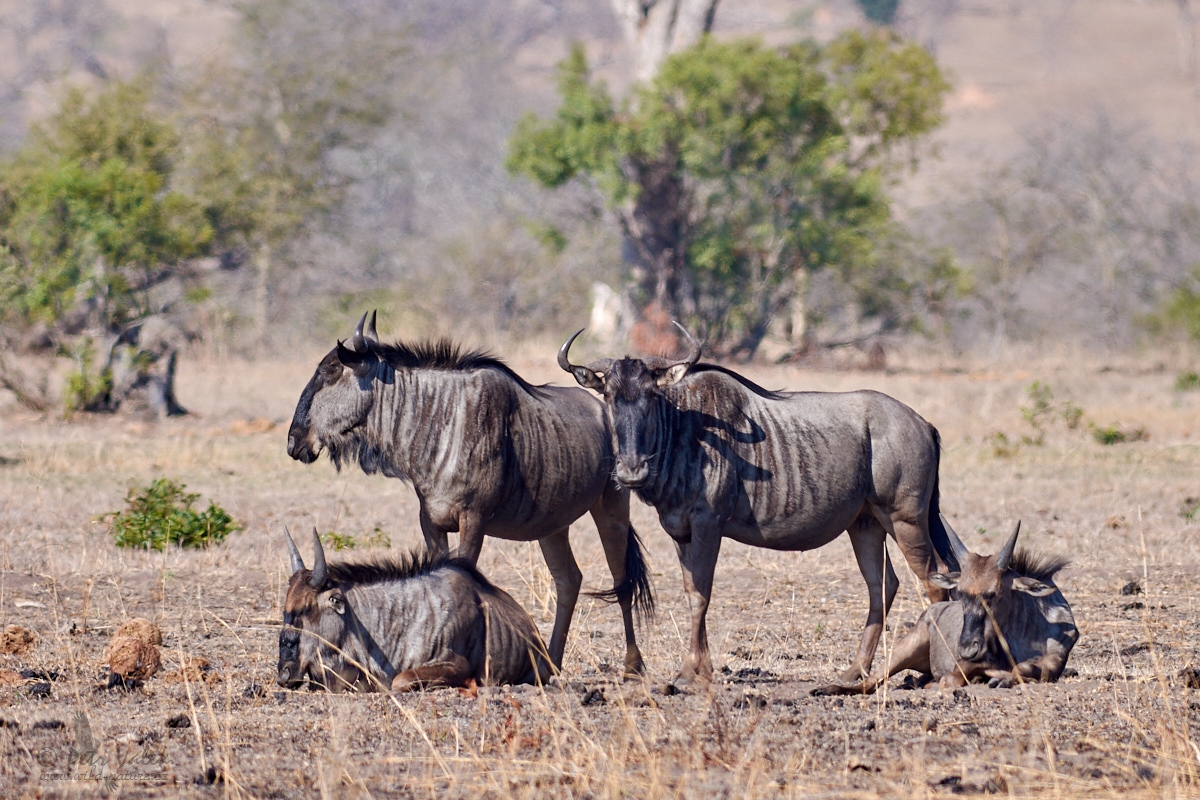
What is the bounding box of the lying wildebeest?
[815,517,1077,694]
[287,312,652,674]
[559,326,959,686]
[278,527,552,691]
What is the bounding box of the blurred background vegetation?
[0,0,1198,412]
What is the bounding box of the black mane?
[1009,548,1069,582]
[688,363,790,401]
[369,339,548,397]
[326,550,495,591]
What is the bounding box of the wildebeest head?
[558,324,701,488]
[287,311,382,465]
[928,516,1060,663]
[278,527,364,692]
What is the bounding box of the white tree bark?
[610,0,721,82]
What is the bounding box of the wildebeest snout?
[287,428,317,463]
[277,662,302,688]
[615,455,650,488]
[958,625,987,662]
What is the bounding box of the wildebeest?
[815,517,1077,694]
[278,527,552,691]
[287,312,652,674]
[559,326,959,686]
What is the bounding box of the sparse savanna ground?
[1,344,1199,798]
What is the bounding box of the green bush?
[106,478,240,550]
[321,526,391,551]
[1175,371,1200,392]
[1089,423,1149,446]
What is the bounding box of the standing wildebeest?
[278,528,551,691]
[287,312,652,674]
[559,326,959,686]
[816,517,1077,694]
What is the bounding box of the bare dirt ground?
[1,347,1199,798]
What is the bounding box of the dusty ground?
[1,347,1199,798]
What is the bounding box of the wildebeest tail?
[927,428,961,573]
[587,525,656,621]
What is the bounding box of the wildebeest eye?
[329,594,346,615]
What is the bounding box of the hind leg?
[840,516,900,683]
[537,527,582,669]
[590,488,645,676]
[874,505,948,605]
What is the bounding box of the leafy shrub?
[321,526,391,551]
[1180,497,1199,523]
[1089,423,1149,446]
[1176,371,1200,392]
[106,479,240,550]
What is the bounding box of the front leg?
[391,654,473,691]
[986,654,1064,688]
[674,520,723,687]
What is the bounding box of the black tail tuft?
[587,525,656,622]
[928,428,961,573]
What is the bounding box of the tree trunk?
[254,241,271,347]
[610,0,722,82]
[1179,0,1197,82]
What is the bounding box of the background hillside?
[2,0,1199,359]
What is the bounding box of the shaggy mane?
[369,339,548,397]
[687,363,790,401]
[1009,547,1069,582]
[326,550,495,591]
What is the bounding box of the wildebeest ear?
[653,362,691,388]
[929,572,959,591]
[335,340,374,379]
[1011,576,1057,597]
[571,366,605,392]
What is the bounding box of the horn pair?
[557,321,702,377]
[939,514,1021,571]
[346,310,380,354]
[283,526,328,588]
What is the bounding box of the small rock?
[922,715,937,733]
[32,719,64,730]
[194,766,224,785]
[1178,667,1200,688]
[959,723,980,736]
[166,714,191,729]
[243,683,267,699]
[0,718,18,729]
[1120,580,1143,596]
[0,625,37,655]
[580,688,606,706]
[274,692,288,704]
[27,682,51,698]
[861,719,876,732]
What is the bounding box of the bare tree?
[609,0,721,82]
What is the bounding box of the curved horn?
[365,309,379,343]
[309,526,328,588]
[558,329,607,391]
[939,513,970,565]
[672,321,702,367]
[283,526,305,574]
[996,520,1021,571]
[558,328,585,373]
[349,312,369,353]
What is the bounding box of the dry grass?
[0,348,1199,797]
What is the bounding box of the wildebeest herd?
[279,311,1078,697]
